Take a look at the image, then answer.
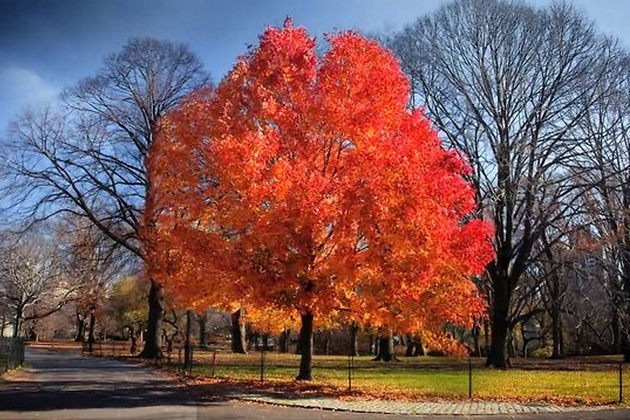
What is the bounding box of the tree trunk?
[486,279,510,368]
[231,308,247,354]
[404,333,424,357]
[198,310,208,348]
[74,309,85,342]
[324,331,331,356]
[413,336,425,356]
[550,303,563,359]
[87,310,96,353]
[296,312,314,381]
[373,331,395,361]
[138,279,163,359]
[405,334,415,357]
[349,322,359,357]
[279,329,291,353]
[613,312,622,354]
[486,267,512,369]
[184,309,193,371]
[12,307,23,338]
[370,335,378,356]
[483,318,490,355]
[0,310,6,337]
[471,319,481,357]
[127,325,138,354]
[507,328,516,359]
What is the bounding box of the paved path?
[1,348,630,419]
[240,394,602,416]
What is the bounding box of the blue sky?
[1,0,630,138]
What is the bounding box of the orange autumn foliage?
[142,19,494,352]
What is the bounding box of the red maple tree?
[143,19,494,380]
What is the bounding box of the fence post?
[468,357,473,399]
[211,351,216,378]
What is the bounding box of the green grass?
[189,352,628,405]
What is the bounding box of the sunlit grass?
[189,351,628,405]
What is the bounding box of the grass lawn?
[190,351,628,405]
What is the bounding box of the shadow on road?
[0,380,204,411]
[0,349,238,413]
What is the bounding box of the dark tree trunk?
[373,331,396,361]
[0,311,6,337]
[486,277,510,368]
[413,337,425,356]
[613,313,622,353]
[74,309,85,342]
[349,322,359,357]
[541,229,564,360]
[471,319,481,357]
[87,311,96,353]
[127,325,138,354]
[404,334,424,357]
[279,329,291,353]
[550,303,563,359]
[198,311,208,348]
[231,308,247,354]
[370,335,378,356]
[405,334,415,357]
[12,307,23,338]
[296,312,314,381]
[483,318,490,355]
[138,279,163,359]
[184,310,193,371]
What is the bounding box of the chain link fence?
[0,337,25,373]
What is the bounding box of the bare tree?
[55,215,130,344]
[535,227,571,358]
[0,230,79,337]
[571,58,630,360]
[389,0,621,367]
[1,38,210,357]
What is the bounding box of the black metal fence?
[0,337,25,373]
[185,348,630,405]
[78,339,630,404]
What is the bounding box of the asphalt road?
[1,348,630,419]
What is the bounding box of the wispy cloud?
[0,66,59,133]
[0,66,59,107]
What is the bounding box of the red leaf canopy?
[143,19,494,348]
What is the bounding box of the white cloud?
[0,66,60,134]
[0,66,59,106]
